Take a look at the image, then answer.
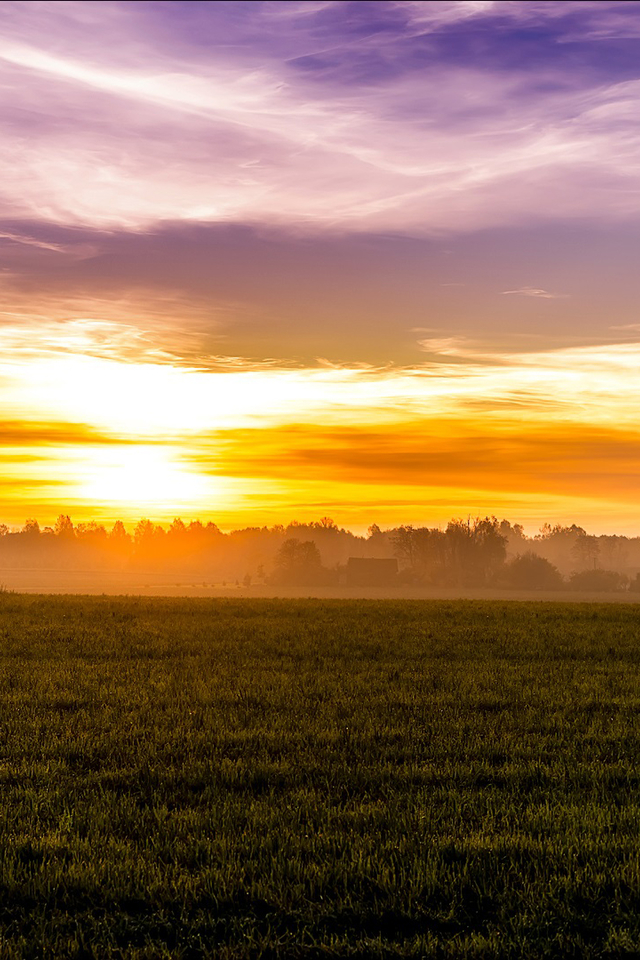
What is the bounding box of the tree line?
[0,514,638,591]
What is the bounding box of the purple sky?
[3,1,640,362]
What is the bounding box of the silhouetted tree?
[571,534,600,570]
[444,517,507,586]
[391,526,415,567]
[532,523,588,574]
[316,517,338,530]
[504,552,563,591]
[76,521,107,543]
[536,523,586,540]
[109,520,129,542]
[134,519,155,546]
[412,527,448,582]
[168,518,187,538]
[54,515,75,539]
[599,536,629,571]
[271,538,329,586]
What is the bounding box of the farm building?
[345,557,398,587]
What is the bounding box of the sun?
[79,445,212,512]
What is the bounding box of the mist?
[0,514,638,600]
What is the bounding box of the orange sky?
[1,337,639,534]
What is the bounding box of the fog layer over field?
[0,515,638,597]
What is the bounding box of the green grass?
[0,596,640,957]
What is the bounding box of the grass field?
[1,595,640,957]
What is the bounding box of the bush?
[569,569,629,592]
[504,552,564,591]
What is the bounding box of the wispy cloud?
[0,2,638,234]
[0,287,249,368]
[0,229,95,256]
[0,419,127,447]
[415,336,504,365]
[393,1,498,31]
[401,1,640,40]
[501,287,567,299]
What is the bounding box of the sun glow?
[1,332,640,529]
[79,446,214,511]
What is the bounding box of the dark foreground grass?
[0,596,640,957]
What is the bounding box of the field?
[1,596,640,957]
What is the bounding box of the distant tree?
[412,527,447,582]
[277,538,321,568]
[109,520,129,542]
[500,519,524,539]
[168,518,187,538]
[504,552,564,591]
[536,523,586,540]
[22,518,40,537]
[599,536,629,572]
[569,569,628,592]
[392,518,507,585]
[271,538,329,586]
[76,521,107,543]
[392,526,447,582]
[532,523,588,575]
[104,520,131,566]
[444,517,507,586]
[571,534,600,570]
[391,525,415,567]
[132,519,165,565]
[54,515,75,539]
[134,519,156,546]
[499,519,527,553]
[316,517,338,530]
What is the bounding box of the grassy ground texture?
[0,596,639,957]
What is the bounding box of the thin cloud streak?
[501,287,567,299]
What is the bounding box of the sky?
[2,0,640,533]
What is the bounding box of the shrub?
[504,552,564,590]
[569,568,629,592]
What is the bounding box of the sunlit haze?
[2,0,640,534]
